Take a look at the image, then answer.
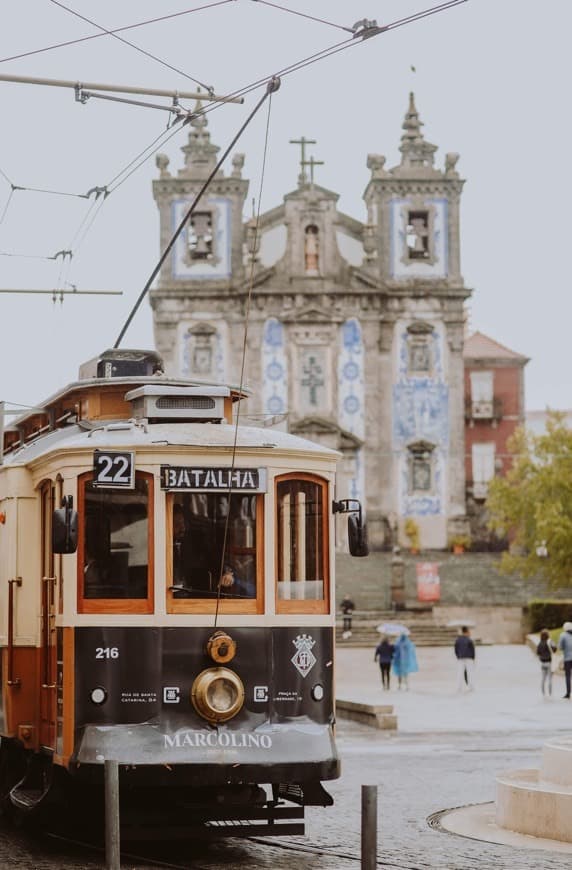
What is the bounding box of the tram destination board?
[161,465,267,492]
[93,450,135,489]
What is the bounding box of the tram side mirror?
[52,495,78,554]
[348,512,369,558]
[333,499,369,558]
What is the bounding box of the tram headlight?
[191,668,245,724]
[90,686,107,705]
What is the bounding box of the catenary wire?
[49,0,217,93]
[250,0,353,33]
[0,1,235,65]
[0,1,466,271]
[199,0,468,109]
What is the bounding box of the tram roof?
[2,419,340,467]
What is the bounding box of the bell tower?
[364,93,470,548]
[150,105,249,380]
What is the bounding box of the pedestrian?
[454,626,475,692]
[374,636,395,690]
[392,632,418,690]
[340,594,355,640]
[558,621,572,700]
[536,628,557,697]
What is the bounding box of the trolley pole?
[105,759,120,870]
[361,784,378,870]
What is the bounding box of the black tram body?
[0,349,366,836]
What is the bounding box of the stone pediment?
[281,305,343,324]
[291,416,363,450]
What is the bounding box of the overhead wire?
[0,1,235,66]
[0,0,467,283]
[49,0,217,93]
[187,0,468,120]
[249,0,353,33]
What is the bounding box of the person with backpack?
[536,628,557,697]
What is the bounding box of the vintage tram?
[0,348,366,836]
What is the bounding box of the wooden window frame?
[275,472,330,615]
[166,493,264,615]
[77,470,154,614]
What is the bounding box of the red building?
[463,332,528,503]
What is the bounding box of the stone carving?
[155,153,171,178]
[231,153,245,178]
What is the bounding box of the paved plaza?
[1,643,571,869]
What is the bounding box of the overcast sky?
[1,0,570,413]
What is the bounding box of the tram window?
[276,475,329,608]
[170,493,257,601]
[78,473,153,612]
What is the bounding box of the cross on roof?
[289,136,317,186]
[301,155,324,185]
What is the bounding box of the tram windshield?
[81,476,150,601]
[170,493,257,599]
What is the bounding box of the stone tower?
[363,93,470,547]
[150,105,249,381]
[150,94,471,550]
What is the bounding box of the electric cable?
[0,188,14,226]
[199,0,468,110]
[49,0,217,93]
[213,83,275,627]
[113,76,281,349]
[0,1,235,66]
[249,0,353,33]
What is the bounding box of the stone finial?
[244,216,260,263]
[231,153,245,178]
[180,99,221,179]
[367,154,387,179]
[398,91,437,169]
[155,153,171,178]
[362,223,377,262]
[445,152,460,176]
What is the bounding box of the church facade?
[150,94,471,550]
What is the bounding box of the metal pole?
[361,784,377,870]
[105,760,120,870]
[0,72,243,104]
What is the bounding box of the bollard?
[361,784,377,870]
[105,759,120,870]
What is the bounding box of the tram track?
[45,828,424,869]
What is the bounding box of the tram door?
[39,482,57,750]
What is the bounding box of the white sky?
[0,0,570,412]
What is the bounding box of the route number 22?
[93,451,135,489]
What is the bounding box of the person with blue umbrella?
[392,631,419,690]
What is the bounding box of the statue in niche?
[304,225,319,273]
[185,323,217,376]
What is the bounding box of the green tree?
[487,413,572,588]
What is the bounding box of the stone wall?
[336,551,571,611]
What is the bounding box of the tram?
[0,348,367,836]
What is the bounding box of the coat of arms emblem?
[291,634,317,678]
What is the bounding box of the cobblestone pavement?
[1,645,570,869]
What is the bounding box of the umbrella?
[377,623,410,636]
[446,619,476,628]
